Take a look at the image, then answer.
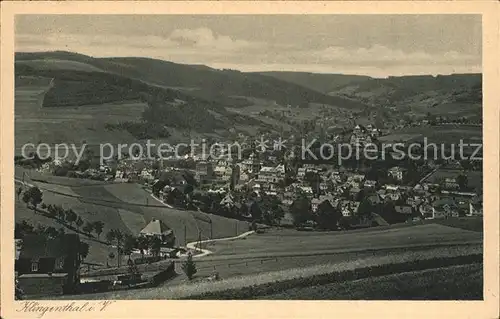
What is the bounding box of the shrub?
[181,252,197,280]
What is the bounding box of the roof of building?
[140,219,173,236]
[299,186,313,193]
[260,166,276,173]
[385,185,399,191]
[214,166,226,173]
[311,198,322,204]
[350,187,361,194]
[220,193,235,206]
[367,194,382,205]
[389,166,406,172]
[19,234,80,261]
[432,198,458,208]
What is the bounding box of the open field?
[16,167,111,187]
[15,82,146,153]
[16,59,105,73]
[379,125,482,144]
[15,170,251,266]
[386,125,482,144]
[261,263,482,300]
[428,217,483,233]
[168,243,482,284]
[53,244,482,300]
[227,99,354,131]
[101,183,251,243]
[15,165,483,270]
[205,224,482,258]
[378,133,422,143]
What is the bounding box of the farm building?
[15,234,82,297]
[139,218,175,247]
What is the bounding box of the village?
[23,122,483,230]
[14,120,484,299]
[9,13,487,303]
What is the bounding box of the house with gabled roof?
[388,166,407,181]
[297,167,307,181]
[340,200,360,217]
[140,218,175,247]
[367,194,383,206]
[364,180,377,189]
[299,186,314,197]
[311,194,337,212]
[220,192,235,208]
[385,184,399,192]
[431,198,458,219]
[15,234,81,296]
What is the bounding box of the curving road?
[149,191,255,257]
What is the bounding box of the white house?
[388,166,406,181]
[340,200,360,217]
[364,180,377,188]
[140,168,155,181]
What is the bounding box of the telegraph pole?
[198,231,202,252]
[184,224,187,247]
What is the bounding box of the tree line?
[19,186,105,240]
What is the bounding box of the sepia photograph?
[1,2,499,318]
[11,13,486,301]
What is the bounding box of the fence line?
[193,257,279,272]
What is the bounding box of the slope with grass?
[330,73,482,118]
[14,80,145,152]
[260,263,483,300]
[16,51,368,111]
[16,59,105,73]
[15,171,252,266]
[15,201,116,266]
[378,124,483,158]
[255,71,372,94]
[15,68,272,146]
[15,51,369,143]
[205,224,482,259]
[52,243,482,300]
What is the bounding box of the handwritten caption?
[17,301,116,318]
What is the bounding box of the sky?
[15,15,482,77]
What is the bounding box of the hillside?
[16,51,368,110]
[255,71,372,94]
[15,51,482,147]
[330,74,482,111]
[15,168,251,266]
[253,71,482,120]
[15,51,371,146]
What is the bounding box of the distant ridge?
[255,71,372,94]
[15,51,369,110]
